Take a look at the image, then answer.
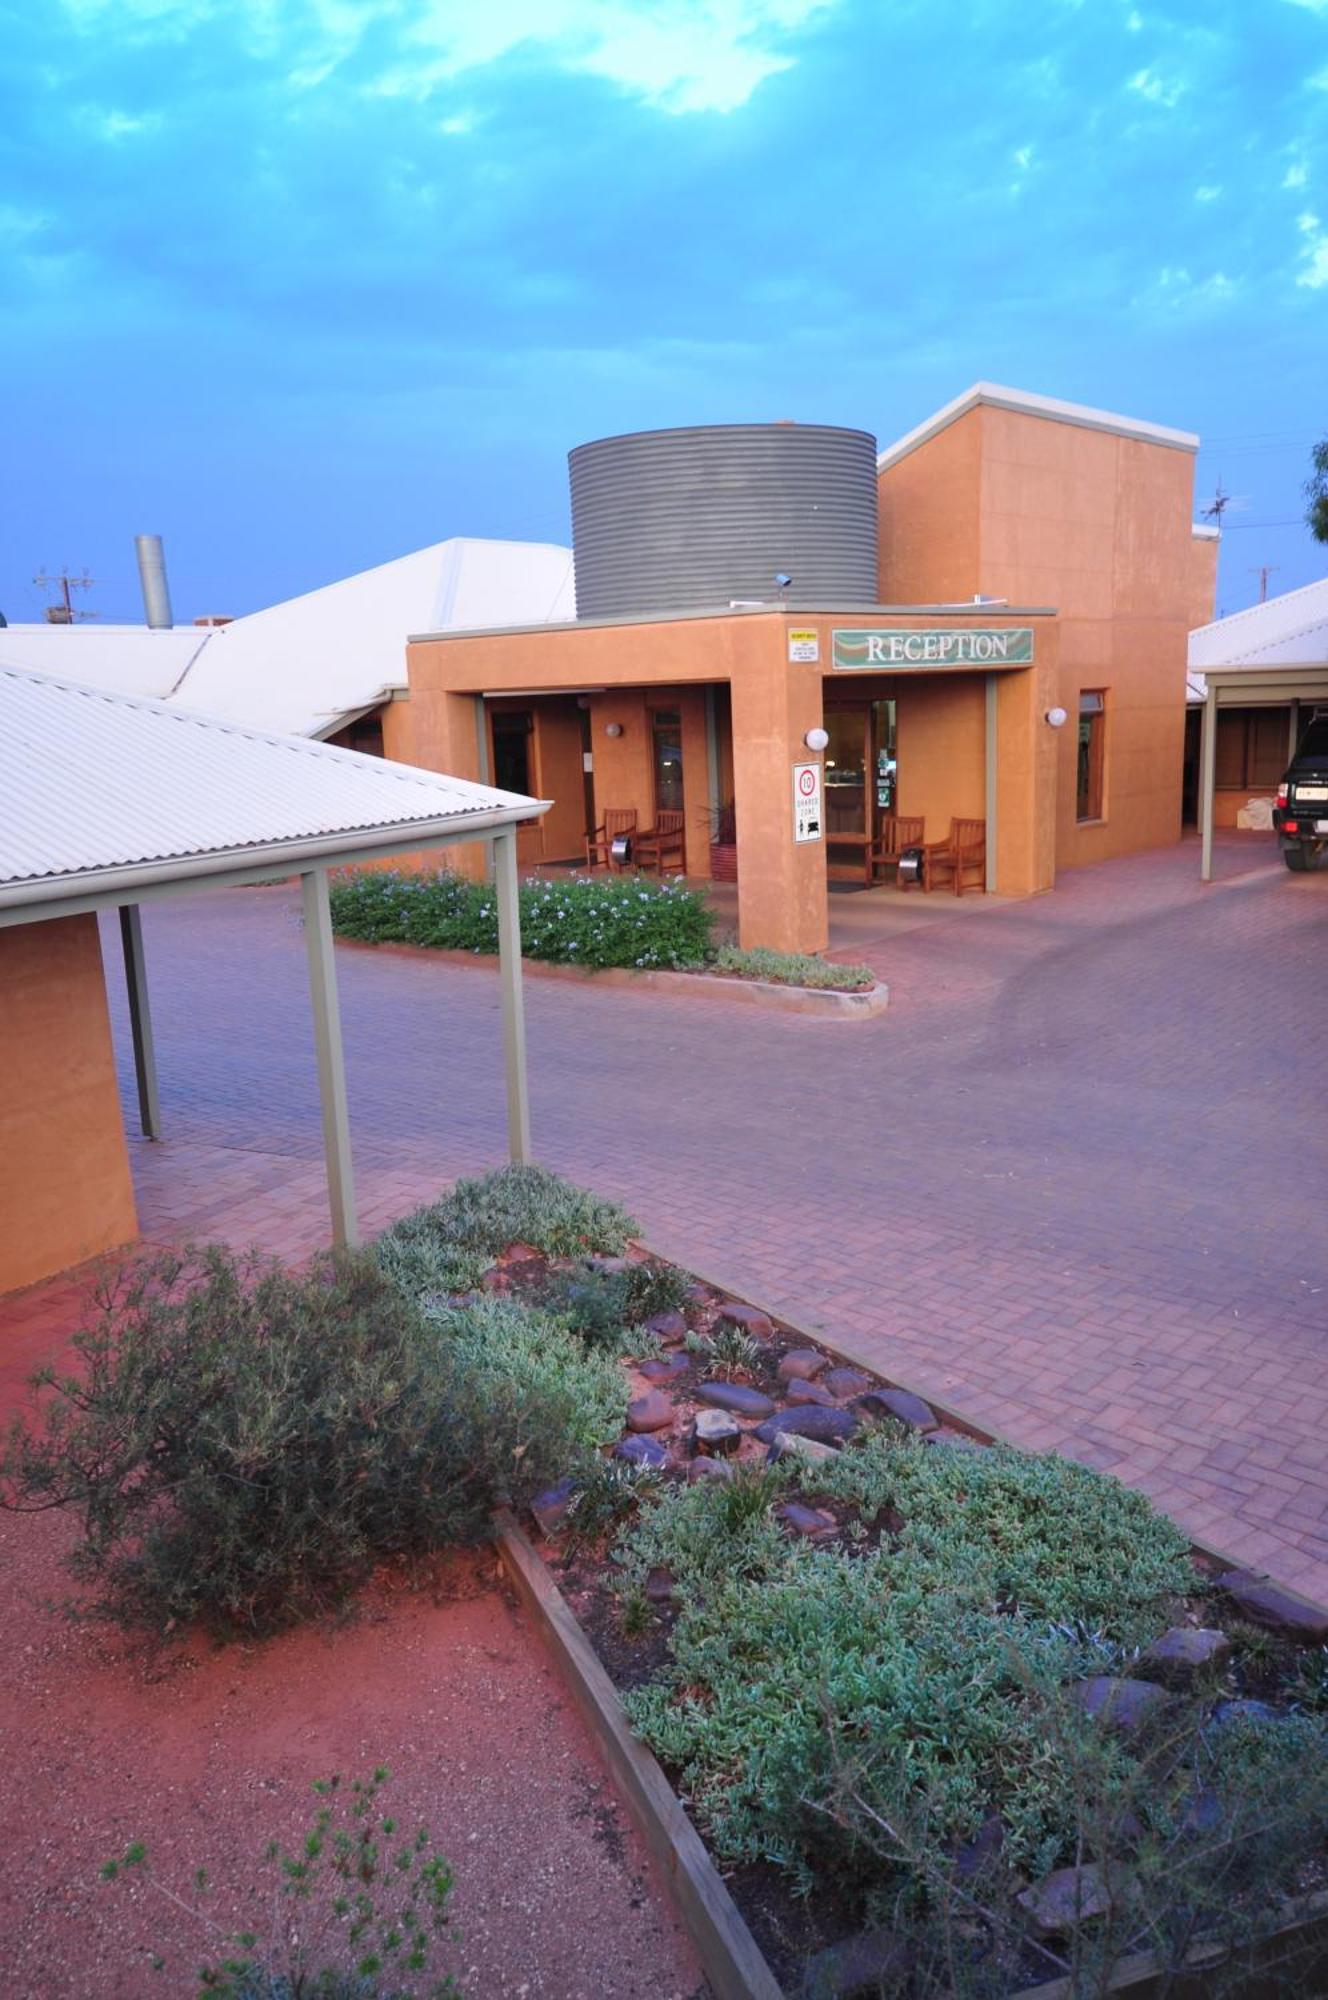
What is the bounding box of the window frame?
[1076,689,1107,825]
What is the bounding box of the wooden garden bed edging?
[336,937,888,1018]
[493,1506,786,2000]
[1011,1889,1328,1999]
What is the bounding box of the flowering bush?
[329,869,714,972]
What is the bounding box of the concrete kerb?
[335,937,888,1018]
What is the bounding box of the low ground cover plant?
[375,1162,638,1298]
[709,944,875,991]
[329,869,713,971]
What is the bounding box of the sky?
[2,0,1325,627]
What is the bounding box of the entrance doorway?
[824,699,896,881]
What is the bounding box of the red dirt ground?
[0,1508,705,1999]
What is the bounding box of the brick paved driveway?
[20,834,1328,1599]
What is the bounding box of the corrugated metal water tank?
[569,423,878,619]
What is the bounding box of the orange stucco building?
[392,385,1215,957]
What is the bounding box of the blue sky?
[2,0,1325,625]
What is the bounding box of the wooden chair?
[921,818,987,895]
[867,814,925,887]
[585,808,637,871]
[632,809,686,875]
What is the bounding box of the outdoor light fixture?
[803,726,830,752]
[604,721,623,738]
[1045,707,1068,729]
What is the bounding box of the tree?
[1307,437,1328,544]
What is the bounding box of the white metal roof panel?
[0,622,213,698]
[1189,577,1328,669]
[0,666,540,897]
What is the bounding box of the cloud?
[1195,183,1221,202]
[1127,66,1186,108]
[1296,210,1328,286]
[1283,160,1308,187]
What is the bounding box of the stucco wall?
[0,915,138,1295]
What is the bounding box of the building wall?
[1189,532,1220,632]
[0,915,138,1295]
[878,409,982,604]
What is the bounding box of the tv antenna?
[1196,478,1250,529]
[1249,565,1281,604]
[33,566,97,624]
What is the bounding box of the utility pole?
[32,567,96,624]
[1249,565,1280,604]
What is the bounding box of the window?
[491,710,532,795]
[651,708,684,813]
[1076,690,1106,823]
[1215,709,1290,791]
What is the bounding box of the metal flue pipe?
[135,534,174,629]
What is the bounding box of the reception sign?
[833,627,1034,669]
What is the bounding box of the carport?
[0,666,547,1291]
[1196,663,1328,881]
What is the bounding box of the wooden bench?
[585,808,638,871]
[920,817,986,895]
[867,814,925,887]
[633,809,686,875]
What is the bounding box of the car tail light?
[1277,783,1289,807]
[1284,819,1299,834]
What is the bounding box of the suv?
[1274,715,1328,871]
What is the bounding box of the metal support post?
[493,829,532,1164]
[118,903,162,1140]
[301,867,359,1249]
[984,673,999,894]
[1199,685,1217,882]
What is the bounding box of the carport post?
[1199,682,1217,882]
[300,866,359,1250]
[118,903,161,1140]
[493,827,532,1164]
[984,673,999,894]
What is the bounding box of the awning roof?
[0,665,546,921]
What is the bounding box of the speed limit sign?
[792,761,822,843]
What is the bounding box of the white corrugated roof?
[877,382,1199,472]
[0,536,575,740]
[0,665,543,906]
[1189,576,1328,670]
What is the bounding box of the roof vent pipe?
[135,534,174,629]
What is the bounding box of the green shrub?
[540,1257,690,1351]
[376,1164,638,1300]
[709,945,876,991]
[329,869,714,971]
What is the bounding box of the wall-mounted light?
[803,726,830,752]
[1045,707,1068,729]
[604,721,624,738]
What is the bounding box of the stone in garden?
[645,1310,688,1344]
[627,1390,673,1433]
[787,1378,836,1407]
[645,1566,679,1605]
[1016,1863,1113,1938]
[693,1409,742,1456]
[685,1281,711,1306]
[952,1813,1004,1881]
[587,1254,635,1277]
[1140,1627,1231,1685]
[798,1928,911,1999]
[754,1405,857,1447]
[778,1502,838,1539]
[924,1425,984,1451]
[766,1431,840,1467]
[778,1348,828,1385]
[529,1478,576,1538]
[614,1434,668,1470]
[1211,1697,1281,1727]
[822,1366,871,1400]
[1216,1571,1328,1643]
[639,1353,690,1383]
[688,1455,735,1485]
[716,1300,773,1338]
[696,1380,776,1419]
[1071,1676,1173,1736]
[854,1387,939,1433]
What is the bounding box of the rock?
[1216,1571,1328,1643]
[696,1381,776,1419]
[787,1378,836,1407]
[822,1367,871,1400]
[693,1409,743,1456]
[685,1281,712,1306]
[1016,1863,1113,1938]
[639,1353,690,1382]
[627,1390,673,1433]
[766,1431,840,1467]
[687,1455,735,1485]
[778,1348,828,1384]
[854,1387,939,1433]
[645,1566,679,1605]
[1140,1627,1231,1685]
[645,1310,688,1345]
[754,1405,857,1447]
[953,1813,1004,1881]
[530,1478,576,1538]
[778,1502,838,1539]
[924,1425,984,1451]
[715,1300,773,1338]
[613,1434,668,1470]
[1071,1677,1173,1736]
[587,1254,635,1276]
[799,1929,911,1998]
[1211,1697,1282,1728]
